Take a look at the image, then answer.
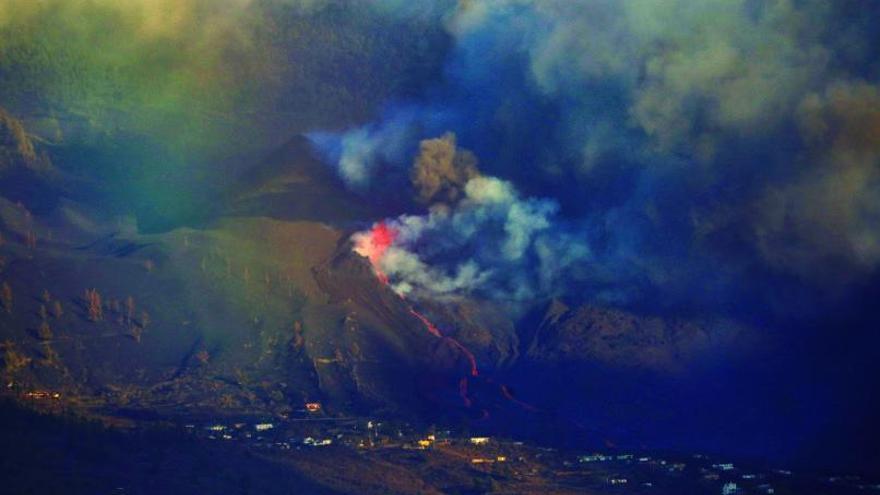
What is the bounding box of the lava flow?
[352,221,543,417]
[409,307,478,377]
[354,221,480,403]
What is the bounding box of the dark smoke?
[313,0,880,320]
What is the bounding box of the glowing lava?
[351,222,538,420]
[353,221,480,409]
[353,221,397,284]
[352,221,540,416]
[410,308,478,377]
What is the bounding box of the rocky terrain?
[0,106,764,425]
[0,107,812,494]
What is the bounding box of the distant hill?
[226,135,383,226]
[520,299,757,372]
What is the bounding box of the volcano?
[0,123,762,433]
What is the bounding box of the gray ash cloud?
[313,0,880,318]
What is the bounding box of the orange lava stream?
[409,308,479,377]
[355,221,480,409]
[355,221,542,417]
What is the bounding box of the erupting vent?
[353,221,480,408]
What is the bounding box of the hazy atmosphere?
[1,1,879,493]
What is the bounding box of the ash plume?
[411,132,480,205]
[314,0,880,317]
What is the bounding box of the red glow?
[354,221,398,284]
[408,308,442,338]
[409,308,478,377]
[459,377,472,408]
[449,338,479,377]
[353,220,480,409]
[500,384,539,411]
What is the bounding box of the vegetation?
[0,341,30,374]
[139,310,150,329]
[51,301,63,319]
[1,282,12,313]
[84,288,103,322]
[0,108,36,171]
[36,320,52,341]
[125,296,135,327]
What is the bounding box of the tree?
[139,310,150,329]
[84,288,103,321]
[51,300,63,319]
[125,296,135,326]
[195,350,210,364]
[37,301,52,340]
[111,299,123,324]
[36,320,52,341]
[1,282,12,313]
[290,321,305,352]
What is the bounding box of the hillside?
[226,135,383,225]
[0,113,772,473]
[0,123,508,424]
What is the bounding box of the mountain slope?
[226,135,383,225]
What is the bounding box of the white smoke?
[371,176,591,301]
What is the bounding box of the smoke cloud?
[368,175,590,302]
[317,0,880,316]
[0,0,454,228]
[411,132,480,204]
[0,0,451,153]
[0,0,276,146]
